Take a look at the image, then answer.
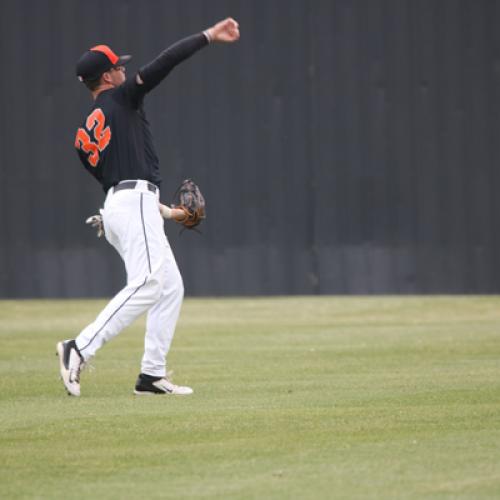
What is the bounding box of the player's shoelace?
[69,358,94,383]
[70,365,82,383]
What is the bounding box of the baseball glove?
[173,178,206,229]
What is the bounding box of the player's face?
[107,66,126,86]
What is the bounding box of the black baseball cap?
[76,45,132,82]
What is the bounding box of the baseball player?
[57,18,240,397]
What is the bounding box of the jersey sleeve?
[115,75,148,109]
[138,33,208,93]
[115,33,208,108]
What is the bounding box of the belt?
[113,181,158,194]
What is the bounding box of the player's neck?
[92,83,114,100]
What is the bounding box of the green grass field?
[1,296,499,499]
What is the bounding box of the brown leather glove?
[172,179,206,229]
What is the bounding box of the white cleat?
[134,373,193,395]
[56,340,84,397]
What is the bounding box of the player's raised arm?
[136,17,240,92]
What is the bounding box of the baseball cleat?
[56,340,84,397]
[134,373,193,396]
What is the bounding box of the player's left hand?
[207,18,240,43]
[159,204,191,222]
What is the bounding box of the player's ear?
[101,71,112,84]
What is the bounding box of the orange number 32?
[75,108,111,167]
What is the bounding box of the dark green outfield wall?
[1,0,499,296]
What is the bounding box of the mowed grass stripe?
[0,296,499,499]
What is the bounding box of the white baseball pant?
[75,180,184,377]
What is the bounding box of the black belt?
[113,181,158,194]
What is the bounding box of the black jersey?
[75,33,208,193]
[75,79,159,192]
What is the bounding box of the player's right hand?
[207,18,240,43]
